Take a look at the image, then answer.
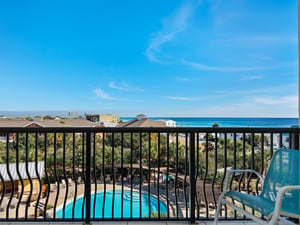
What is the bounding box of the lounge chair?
[0,198,8,211]
[214,148,300,225]
[61,179,66,188]
[9,197,18,209]
[77,176,83,184]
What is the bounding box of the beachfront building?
[85,114,119,127]
[118,114,167,127]
[0,117,103,142]
[0,117,99,129]
[164,120,177,127]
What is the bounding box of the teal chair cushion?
[224,191,274,216]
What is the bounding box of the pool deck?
[0,183,298,224]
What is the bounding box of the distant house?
[99,114,120,124]
[118,114,167,127]
[0,118,98,128]
[85,114,101,122]
[85,114,119,127]
[0,161,44,198]
[165,120,177,127]
[0,118,103,142]
[0,119,34,142]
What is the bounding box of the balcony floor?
[1,220,298,225]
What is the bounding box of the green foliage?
[0,131,272,185]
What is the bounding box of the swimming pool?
[56,190,168,219]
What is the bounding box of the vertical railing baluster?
[130,132,133,219]
[93,132,97,219]
[44,133,51,220]
[148,132,151,220]
[82,133,86,220]
[62,133,68,220]
[121,132,124,220]
[35,132,42,220]
[242,133,246,219]
[222,133,227,219]
[6,133,13,220]
[189,131,196,224]
[203,132,209,219]
[72,132,80,220]
[139,132,142,219]
[112,132,115,219]
[175,132,179,219]
[195,132,199,219]
[72,132,77,220]
[157,132,161,219]
[16,133,23,219]
[250,133,255,215]
[289,133,292,148]
[0,134,6,218]
[233,132,237,219]
[211,132,218,211]
[102,132,106,220]
[279,133,283,148]
[258,133,264,195]
[166,133,170,220]
[25,132,33,219]
[53,133,59,220]
[85,132,91,224]
[184,132,188,218]
[270,133,274,157]
[291,130,300,149]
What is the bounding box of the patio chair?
[61,179,66,188]
[214,148,300,225]
[0,197,8,212]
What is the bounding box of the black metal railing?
[0,127,298,223]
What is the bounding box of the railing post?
[189,131,196,224]
[291,131,300,149]
[84,132,91,225]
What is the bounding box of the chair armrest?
[223,169,264,191]
[271,185,300,222]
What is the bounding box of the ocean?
[120,117,299,128]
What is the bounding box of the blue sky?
[0,0,298,117]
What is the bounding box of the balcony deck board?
[2,221,298,225]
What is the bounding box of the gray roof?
[0,118,97,127]
[118,118,167,127]
[0,161,44,181]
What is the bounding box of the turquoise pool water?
[56,190,168,218]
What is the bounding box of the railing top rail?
[0,126,298,133]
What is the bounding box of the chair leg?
[213,198,223,225]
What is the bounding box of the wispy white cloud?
[220,35,297,46]
[165,96,198,101]
[182,95,298,117]
[94,88,141,102]
[241,75,265,81]
[208,0,245,22]
[145,1,199,63]
[176,77,192,82]
[214,84,297,96]
[252,95,298,107]
[249,54,273,61]
[108,82,144,92]
[182,59,296,72]
[94,88,115,100]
